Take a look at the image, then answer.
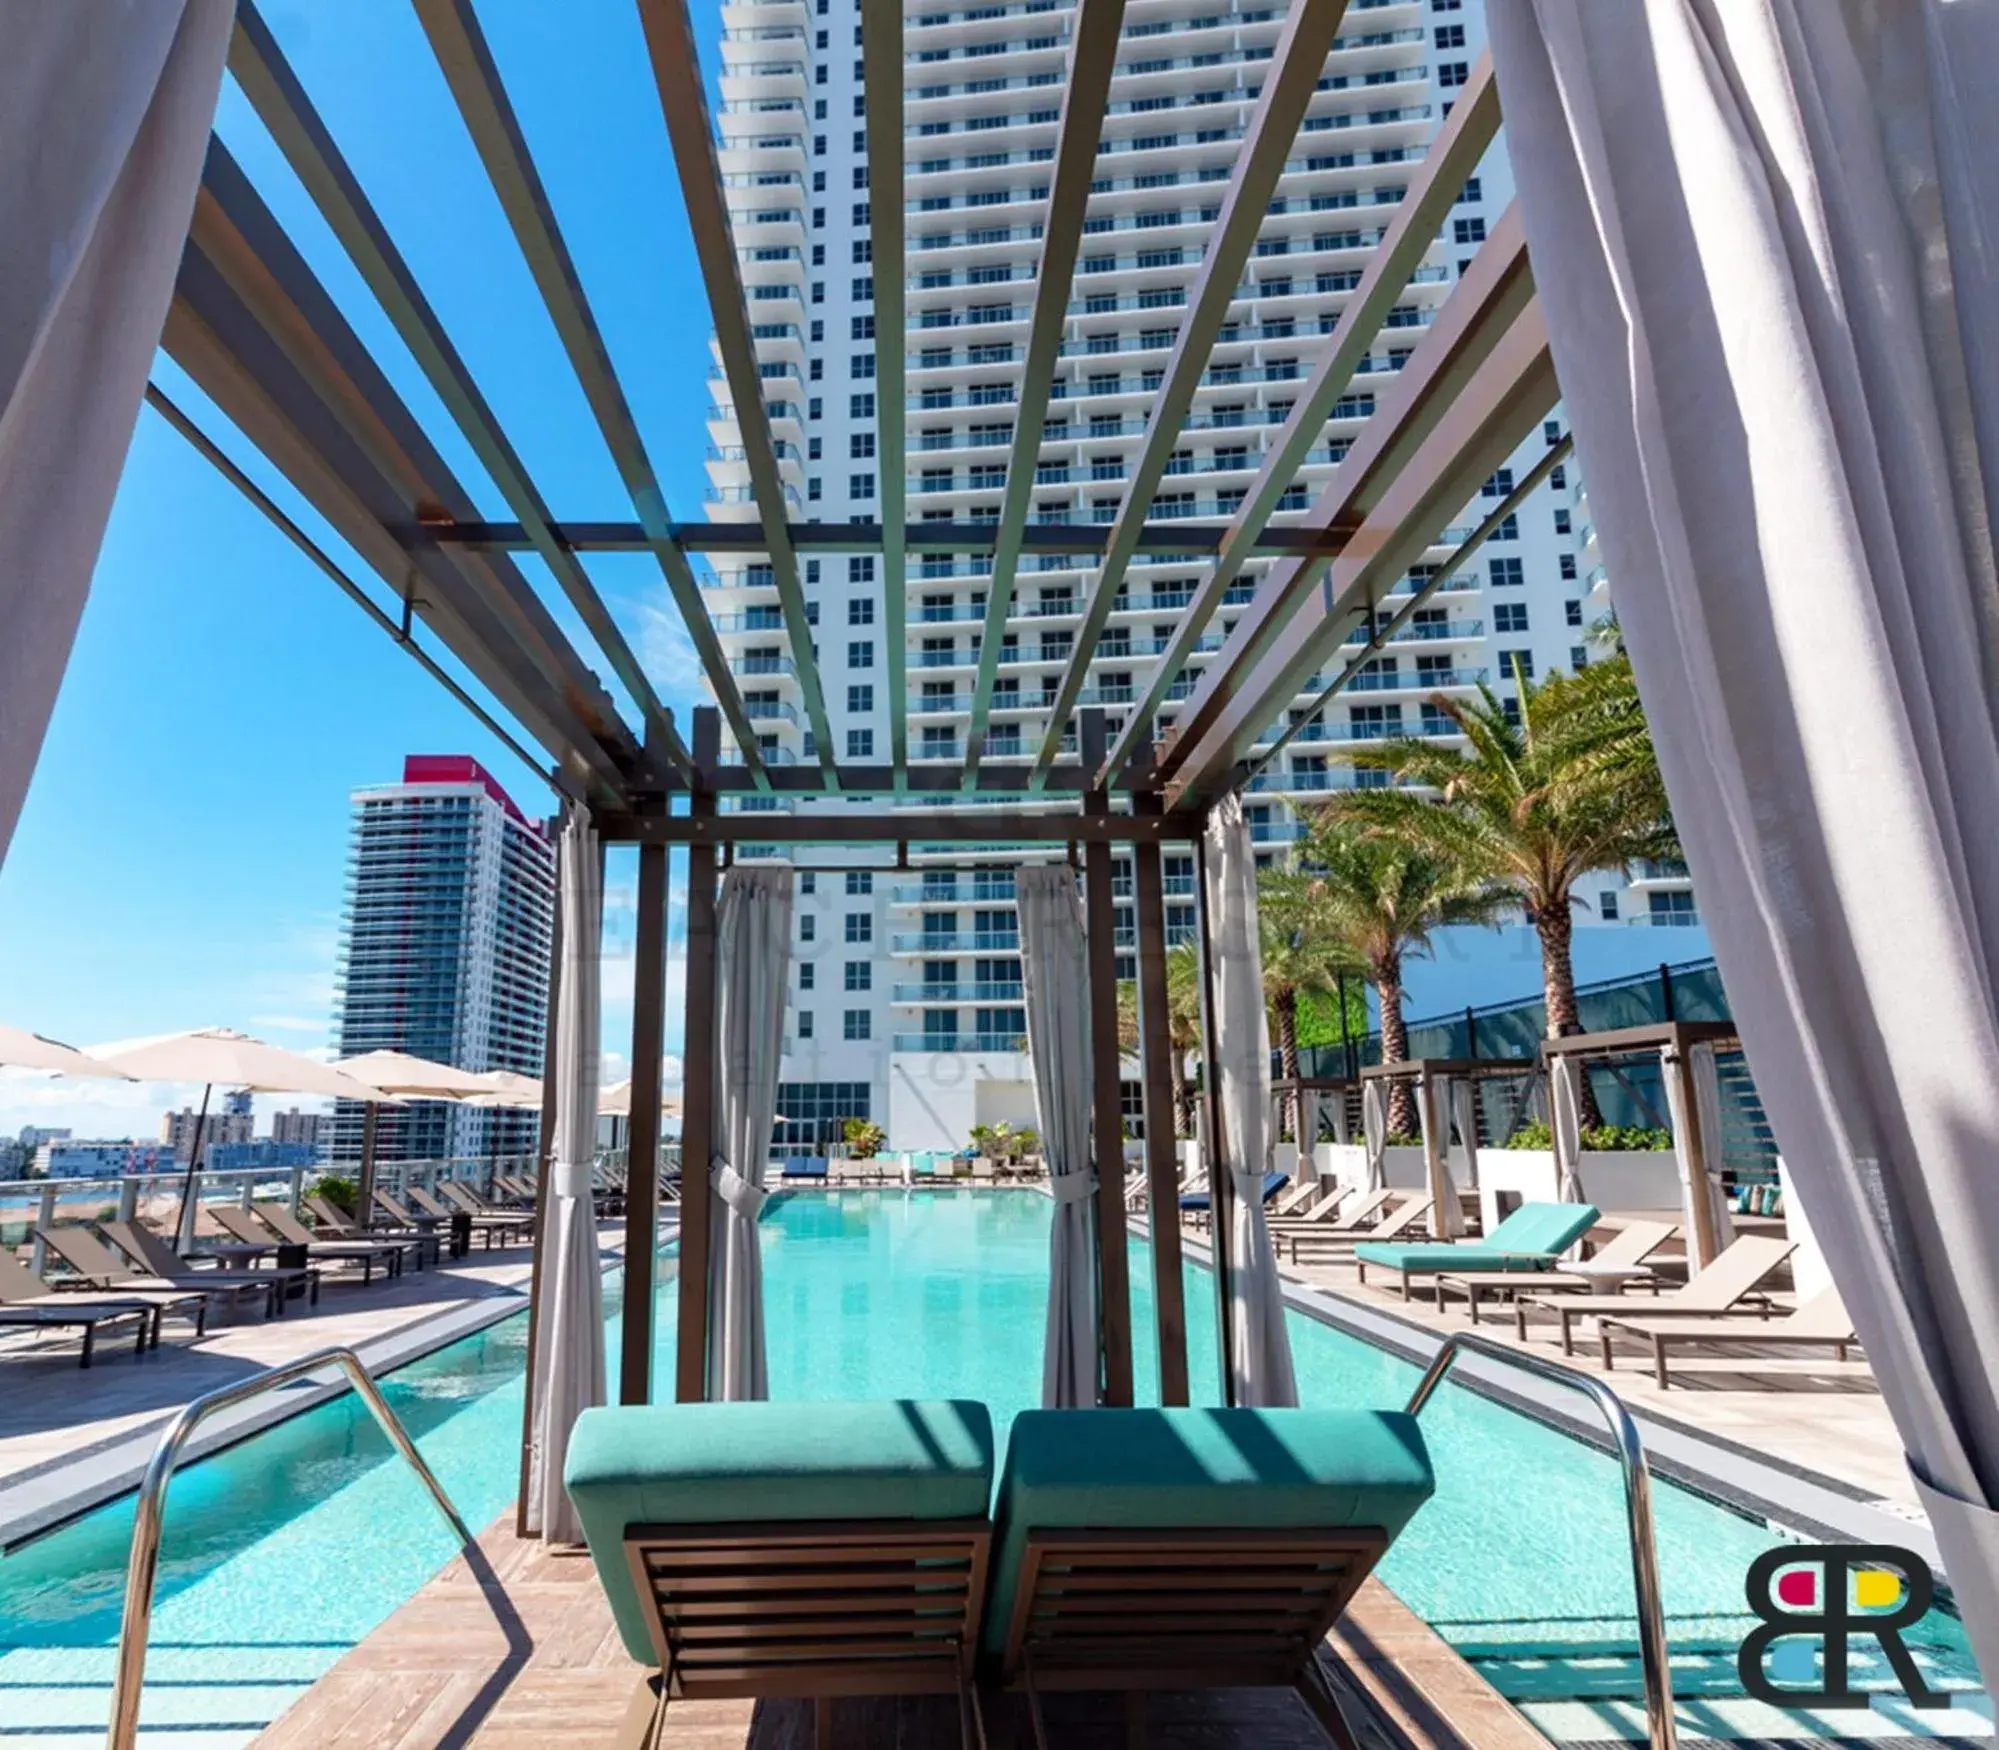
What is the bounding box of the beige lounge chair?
[304,1195,440,1266]
[432,1180,536,1237]
[38,1225,277,1321]
[402,1183,529,1245]
[207,1205,393,1284]
[1600,1288,1859,1387]
[1434,1219,1679,1322]
[1513,1234,1797,1354]
[256,1201,418,1274]
[1269,1181,1319,1219]
[0,1258,156,1365]
[105,1220,319,1309]
[0,1248,204,1345]
[1284,1194,1434,1261]
[1267,1187,1368,1230]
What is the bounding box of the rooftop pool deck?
[0,1189,1985,1748]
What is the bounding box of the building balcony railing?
[1629,859,1693,886]
[890,983,1025,1003]
[889,879,1018,904]
[1344,666,1488,693]
[743,698,799,724]
[892,1033,1031,1054]
[891,931,1021,953]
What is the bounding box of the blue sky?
[0,1,722,1136]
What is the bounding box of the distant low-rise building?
[269,1108,325,1149]
[160,1090,255,1162]
[205,1140,318,1173]
[37,1140,179,1181]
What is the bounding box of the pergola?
[144,3,1559,1412]
[1358,1055,1536,1237]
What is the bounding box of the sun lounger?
[207,1205,392,1283]
[1432,1219,1677,1322]
[988,1406,1435,1746]
[432,1180,537,1236]
[1599,1288,1858,1387]
[0,1299,154,1366]
[1178,1170,1287,1217]
[401,1183,529,1245]
[38,1225,277,1321]
[781,1157,832,1182]
[1513,1234,1798,1354]
[566,1399,997,1748]
[105,1220,320,1309]
[0,1249,202,1346]
[1267,1187,1369,1231]
[1269,1181,1319,1219]
[254,1200,419,1275]
[1351,1202,1605,1303]
[1282,1193,1435,1261]
[304,1196,441,1267]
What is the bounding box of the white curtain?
[1690,1045,1737,1257]
[526,805,603,1542]
[1450,1076,1482,1199]
[1659,1045,1736,1274]
[1415,1074,1465,1238]
[1018,864,1098,1408]
[1202,797,1298,1407]
[1549,1053,1585,1202]
[0,0,232,865]
[1360,1078,1388,1192]
[707,866,793,1402]
[1490,0,1999,1678]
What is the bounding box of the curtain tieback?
[1230,1168,1267,1201]
[713,1161,769,1219]
[552,1157,593,1200]
[1050,1171,1098,1205]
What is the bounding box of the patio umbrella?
[597,1074,684,1118]
[336,1052,489,1226]
[87,1028,383,1244]
[0,1023,134,1078]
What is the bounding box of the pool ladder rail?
[105,1345,475,1750]
[1405,1331,1679,1750]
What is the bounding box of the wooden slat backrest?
[624,1518,991,1701]
[1002,1526,1389,1691]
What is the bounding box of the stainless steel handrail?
[1405,1331,1679,1750]
[106,1345,476,1750]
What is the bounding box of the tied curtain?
[1202,797,1299,1408]
[1413,1075,1467,1239]
[1449,1076,1482,1214]
[707,866,793,1402]
[1360,1077,1389,1192]
[1659,1043,1736,1273]
[1017,863,1098,1408]
[1490,0,1999,1679]
[1549,1053,1586,1204]
[0,0,233,866]
[526,805,603,1543]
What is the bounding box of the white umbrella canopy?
[336,1050,490,1100]
[598,1076,684,1118]
[0,1023,134,1078]
[463,1069,545,1109]
[88,1027,383,1099]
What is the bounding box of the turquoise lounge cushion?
[1482,1201,1601,1254]
[1353,1243,1562,1273]
[986,1407,1433,1656]
[1355,1202,1600,1274]
[565,1399,995,1663]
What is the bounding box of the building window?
[844,961,872,993]
[851,314,874,340]
[848,639,874,669]
[1482,468,1514,498]
[1565,599,1584,627]
[848,684,874,713]
[800,914,815,942]
[1559,554,1578,580]
[848,597,875,625]
[800,872,816,895]
[774,1081,871,1152]
[846,728,874,758]
[1499,648,1535,681]
[851,393,875,419]
[845,872,873,896]
[852,354,875,379]
[850,431,875,459]
[850,472,876,498]
[1493,602,1529,633]
[849,556,876,583]
[1601,891,1620,921]
[843,1009,872,1040]
[1550,464,1567,490]
[1572,645,1591,670]
[1489,556,1524,587]
[1438,61,1470,89]
[1554,508,1573,534]
[1436,25,1466,49]
[845,913,872,943]
[1453,216,1485,244]
[798,1011,814,1038]
[1544,418,1563,443]
[799,962,815,991]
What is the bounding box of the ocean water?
[0,1189,1981,1746]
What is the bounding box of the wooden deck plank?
[246,1518,1539,1749]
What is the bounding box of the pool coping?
[1168,1232,1944,1579]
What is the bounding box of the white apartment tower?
[703,0,1654,1153]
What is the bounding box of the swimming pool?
[0,1190,1983,1746]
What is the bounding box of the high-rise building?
[327,756,555,1167]
[700,0,1629,1151]
[270,1108,325,1149]
[160,1093,256,1162]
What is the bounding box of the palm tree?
[1115,939,1206,1137]
[1346,654,1676,1112]
[1256,870,1362,1139]
[1295,809,1507,1133]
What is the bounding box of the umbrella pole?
[357,1101,380,1231]
[173,1083,213,1249]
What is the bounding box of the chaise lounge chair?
[987,1406,1435,1749]
[207,1205,397,1284]
[304,1195,441,1267]
[105,1219,320,1309]
[426,1181,538,1240]
[0,1249,203,1350]
[1598,1287,1859,1387]
[1351,1202,1604,1303]
[1512,1234,1797,1354]
[1267,1187,1375,1233]
[1431,1218,1677,1322]
[397,1183,529,1246]
[1283,1193,1435,1263]
[565,1399,996,1749]
[38,1225,278,1322]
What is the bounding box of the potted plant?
[842,1118,886,1160]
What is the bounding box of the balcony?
[891,931,1021,953]
[892,1033,1032,1054]
[889,879,1018,904]
[743,698,799,725]
[890,983,1025,1004]
[1629,859,1693,888]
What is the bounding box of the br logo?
[1739,1546,1950,1709]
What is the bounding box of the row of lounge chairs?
[0,1178,538,1368]
[565,1397,1436,1748]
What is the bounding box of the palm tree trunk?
[1169,1051,1189,1139]
[1375,957,1417,1137]
[1275,992,1301,1140]
[1536,902,1604,1127]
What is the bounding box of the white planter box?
[1477,1146,1682,1231]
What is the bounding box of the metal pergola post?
[518,852,566,1533]
[673,711,723,1403]
[1131,782,1190,1405]
[622,821,670,1405]
[1080,711,1135,1406]
[1192,827,1236,1405]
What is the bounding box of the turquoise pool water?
[0,1190,1983,1746]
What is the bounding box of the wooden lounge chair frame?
[1284,1196,1433,1262]
[0,1301,155,1366]
[208,1205,389,1283]
[105,1219,320,1309]
[1513,1235,1795,1355]
[304,1196,441,1267]
[38,1225,277,1321]
[1000,1525,1387,1750]
[423,1181,535,1239]
[0,1247,209,1340]
[253,1200,416,1275]
[617,1517,992,1750]
[1598,1292,1859,1387]
[1432,1220,1677,1323]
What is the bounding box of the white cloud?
[636,604,705,699]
